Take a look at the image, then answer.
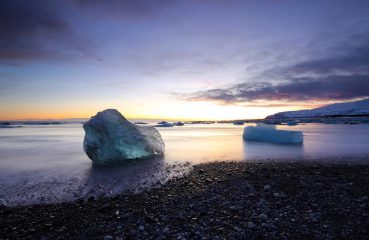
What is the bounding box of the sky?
[1,0,369,120]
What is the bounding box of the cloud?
[184,30,369,104]
[0,0,172,65]
[72,0,172,19]
[0,1,69,62]
[283,33,369,77]
[0,0,97,64]
[187,76,369,102]
[0,1,70,36]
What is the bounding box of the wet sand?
[1,160,369,239]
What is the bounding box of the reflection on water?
[243,141,305,160]
[0,123,369,206]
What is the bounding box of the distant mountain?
[266,99,369,119]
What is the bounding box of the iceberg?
[173,121,184,126]
[286,121,298,126]
[243,124,303,144]
[83,109,165,165]
[134,122,148,125]
[0,125,22,129]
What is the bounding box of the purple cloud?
[184,30,369,104]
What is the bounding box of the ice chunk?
[134,122,148,125]
[155,122,174,127]
[243,124,303,144]
[83,109,165,165]
[287,121,298,126]
[173,121,184,126]
[0,125,22,128]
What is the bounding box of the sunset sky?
[1,0,369,120]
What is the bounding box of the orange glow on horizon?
[0,99,321,121]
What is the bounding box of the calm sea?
[1,122,369,206]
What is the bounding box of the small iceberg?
[155,121,174,127]
[21,121,63,125]
[243,124,303,144]
[134,122,148,125]
[286,121,298,126]
[173,121,184,126]
[0,125,22,129]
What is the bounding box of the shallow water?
[1,123,369,206]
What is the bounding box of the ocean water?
[1,122,369,206]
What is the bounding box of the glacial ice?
[287,121,298,126]
[243,124,303,144]
[155,121,174,127]
[173,121,184,126]
[83,109,165,165]
[0,125,22,128]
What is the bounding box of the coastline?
[1,160,369,239]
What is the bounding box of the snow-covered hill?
[267,99,369,119]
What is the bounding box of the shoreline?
[1,160,369,239]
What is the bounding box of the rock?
[83,109,165,165]
[88,196,95,202]
[264,185,272,191]
[205,178,212,183]
[138,225,145,231]
[247,221,256,229]
[259,213,268,222]
[0,199,7,207]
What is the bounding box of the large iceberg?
[243,124,303,144]
[83,109,165,165]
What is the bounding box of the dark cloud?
[184,30,369,104]
[72,0,172,18]
[0,0,70,62]
[0,0,97,64]
[0,1,69,36]
[188,76,369,103]
[0,0,170,64]
[283,33,369,77]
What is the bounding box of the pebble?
[0,199,7,207]
[247,221,256,229]
[259,213,268,222]
[273,193,281,197]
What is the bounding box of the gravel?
[1,161,369,239]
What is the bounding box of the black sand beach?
[1,160,369,240]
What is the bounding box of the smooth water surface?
[1,123,369,206]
